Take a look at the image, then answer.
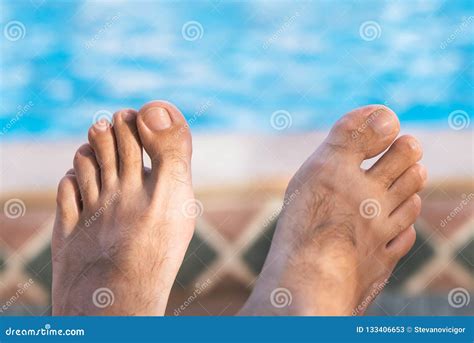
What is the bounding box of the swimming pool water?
[1,0,473,139]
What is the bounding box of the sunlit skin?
[239,105,426,315]
[52,103,426,316]
[51,101,195,315]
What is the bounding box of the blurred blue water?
[1,0,473,140]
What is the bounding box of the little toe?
[73,144,100,208]
[112,109,143,182]
[323,105,400,163]
[387,194,422,241]
[55,171,81,232]
[385,225,416,262]
[387,164,427,212]
[136,101,192,183]
[367,135,423,188]
[88,119,118,189]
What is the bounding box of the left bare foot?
[52,101,195,315]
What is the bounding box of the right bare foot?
[240,105,427,316]
[52,101,195,315]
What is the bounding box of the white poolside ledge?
[0,130,472,194]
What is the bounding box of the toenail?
[94,119,110,131]
[121,110,135,122]
[143,107,172,131]
[79,146,93,156]
[369,108,395,135]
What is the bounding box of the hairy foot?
[52,101,194,315]
[240,105,426,316]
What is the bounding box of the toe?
[112,109,144,181]
[73,144,100,208]
[387,164,427,212]
[88,119,118,189]
[324,105,400,163]
[54,172,81,240]
[367,135,423,188]
[56,173,81,224]
[386,225,416,262]
[387,194,422,241]
[136,100,192,182]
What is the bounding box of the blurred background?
[0,0,472,316]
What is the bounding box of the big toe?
[324,105,400,163]
[136,100,192,183]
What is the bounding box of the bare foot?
[240,105,427,316]
[52,101,195,315]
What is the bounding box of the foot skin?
[52,101,195,315]
[240,105,427,316]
